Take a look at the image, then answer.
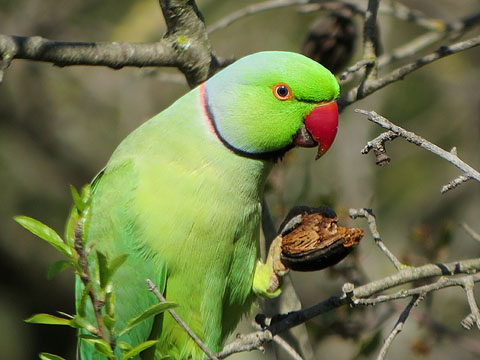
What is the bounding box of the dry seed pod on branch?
[279,206,364,271]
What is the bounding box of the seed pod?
[280,207,364,271]
[302,11,357,74]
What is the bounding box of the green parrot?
[75,51,340,359]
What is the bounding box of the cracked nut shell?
[281,212,364,272]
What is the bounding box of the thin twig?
[361,131,398,154]
[208,0,310,34]
[378,11,480,69]
[146,279,218,360]
[349,208,404,270]
[462,223,480,244]
[376,295,423,360]
[252,322,305,360]
[339,35,480,110]
[461,278,480,330]
[215,331,272,359]
[272,334,305,360]
[381,1,445,32]
[301,1,446,32]
[441,174,471,194]
[351,273,480,306]
[360,130,398,166]
[339,59,373,81]
[355,109,480,192]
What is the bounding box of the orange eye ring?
[273,83,293,101]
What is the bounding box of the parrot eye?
[273,83,292,101]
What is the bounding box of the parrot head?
[203,51,340,161]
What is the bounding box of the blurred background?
[1,0,479,359]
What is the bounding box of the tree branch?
[158,0,219,87]
[0,0,219,87]
[216,257,480,358]
[0,35,179,69]
[376,295,423,360]
[356,109,480,192]
[378,11,480,69]
[349,208,404,270]
[338,34,480,110]
[462,223,480,244]
[361,0,380,81]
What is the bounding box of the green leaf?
[103,314,116,331]
[70,316,98,333]
[97,250,109,289]
[122,340,158,360]
[47,260,72,280]
[94,343,115,359]
[77,282,92,318]
[108,253,129,281]
[117,342,133,351]
[39,353,67,360]
[96,251,129,290]
[80,184,92,203]
[56,311,74,319]
[14,216,71,257]
[119,302,178,336]
[80,335,114,358]
[70,185,85,213]
[25,313,72,326]
[105,288,116,318]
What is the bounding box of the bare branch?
[356,109,480,192]
[301,1,447,32]
[219,258,480,357]
[275,258,480,332]
[339,35,480,110]
[462,223,480,244]
[360,130,398,166]
[147,279,218,360]
[462,278,480,330]
[376,295,424,360]
[441,175,471,194]
[339,59,373,81]
[378,11,480,69]
[349,208,404,270]
[351,273,480,306]
[208,0,311,34]
[0,35,179,69]
[158,0,219,86]
[252,321,306,360]
[0,0,219,87]
[272,334,305,360]
[361,0,380,78]
[213,331,273,359]
[381,1,445,32]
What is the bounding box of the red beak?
[293,101,339,159]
